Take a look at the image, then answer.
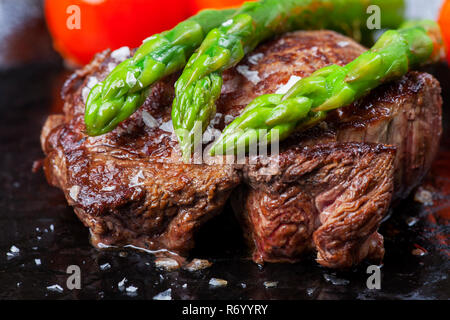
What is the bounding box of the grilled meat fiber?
[41,31,442,268]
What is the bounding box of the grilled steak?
[230,31,442,268]
[236,143,395,267]
[41,30,442,268]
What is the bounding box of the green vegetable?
[210,20,445,156]
[173,0,405,160]
[84,8,237,136]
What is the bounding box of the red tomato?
[190,0,252,14]
[439,0,450,64]
[45,0,190,66]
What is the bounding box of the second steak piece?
[239,143,395,268]
[228,31,442,268]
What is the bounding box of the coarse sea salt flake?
[111,46,130,61]
[155,258,180,271]
[86,76,98,89]
[159,120,174,133]
[101,186,116,191]
[275,75,301,94]
[236,65,261,85]
[69,185,81,201]
[107,63,116,72]
[82,87,90,103]
[118,277,127,289]
[142,111,159,129]
[184,259,213,272]
[10,245,20,253]
[224,115,235,124]
[337,41,350,48]
[129,170,145,187]
[126,285,138,293]
[211,113,223,126]
[414,187,433,205]
[100,263,111,271]
[47,284,64,293]
[248,53,264,65]
[153,288,172,300]
[263,281,278,288]
[209,278,228,287]
[126,71,137,88]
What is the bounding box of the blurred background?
[0,0,252,69]
[0,0,446,70]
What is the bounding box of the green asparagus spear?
[84,8,237,136]
[210,20,445,156]
[173,0,405,160]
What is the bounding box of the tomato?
[439,0,450,64]
[45,0,190,66]
[190,0,252,14]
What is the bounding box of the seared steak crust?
[41,31,442,268]
[42,57,240,254]
[239,143,395,267]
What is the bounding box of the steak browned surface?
[41,31,442,268]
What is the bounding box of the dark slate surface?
[0,59,448,300]
[0,0,448,299]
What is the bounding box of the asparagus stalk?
[210,20,445,156]
[84,8,237,136]
[173,0,405,160]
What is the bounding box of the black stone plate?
[0,58,448,300]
